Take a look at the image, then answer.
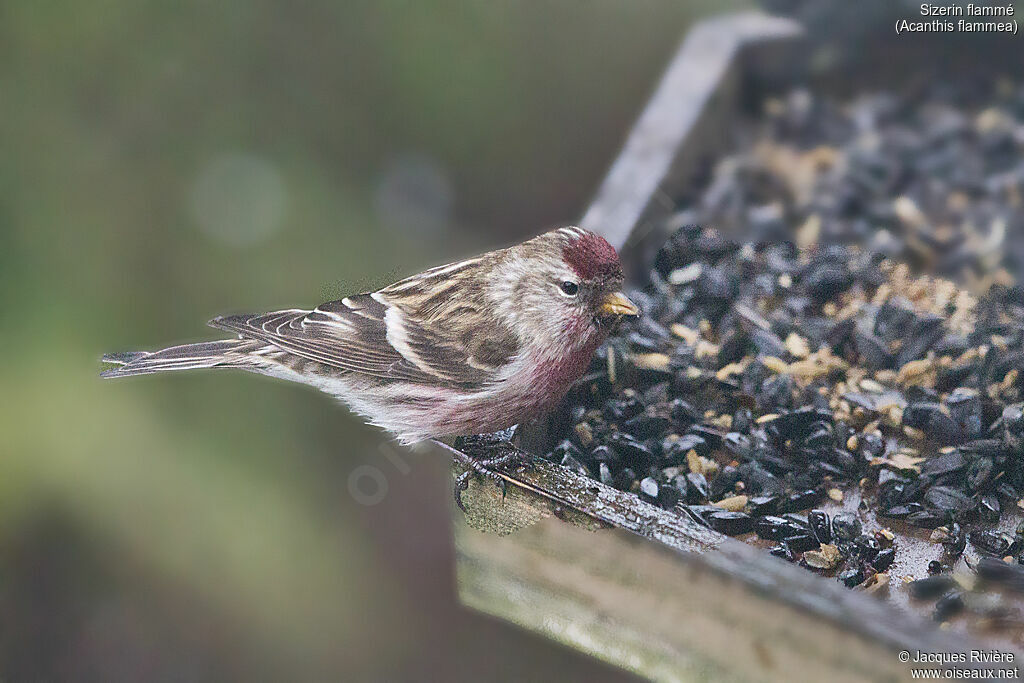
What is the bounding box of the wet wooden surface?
[449,453,1001,682]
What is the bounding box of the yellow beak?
[599,291,640,317]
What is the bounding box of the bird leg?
[439,427,534,512]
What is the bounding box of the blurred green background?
[1,1,735,680]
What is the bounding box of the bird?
[102,226,638,504]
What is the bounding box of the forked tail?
[100,339,256,378]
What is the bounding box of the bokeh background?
[0,1,737,680]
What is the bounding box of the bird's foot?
[446,428,534,512]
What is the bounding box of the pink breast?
[530,339,602,406]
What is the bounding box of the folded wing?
[209,293,510,389]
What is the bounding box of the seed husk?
[804,543,841,570]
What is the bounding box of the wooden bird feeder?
[441,12,1024,682]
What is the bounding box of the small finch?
[102,226,637,497]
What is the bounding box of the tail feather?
[101,351,150,365]
[100,340,256,378]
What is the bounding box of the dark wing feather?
[209,293,502,388]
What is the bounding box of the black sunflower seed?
[831,513,861,543]
[747,495,780,517]
[872,547,896,572]
[908,575,957,600]
[707,510,754,536]
[608,432,655,470]
[808,509,831,544]
[933,591,965,621]
[755,516,806,541]
[784,489,821,513]
[685,472,710,504]
[920,450,968,477]
[978,494,1001,524]
[943,522,967,557]
[852,534,881,562]
[970,529,1013,556]
[906,510,952,529]
[783,533,820,553]
[838,567,865,588]
[923,486,975,514]
[976,557,1024,592]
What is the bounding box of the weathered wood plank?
[458,516,924,683]
[436,440,720,551]
[447,449,993,682]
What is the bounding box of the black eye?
[559,281,579,296]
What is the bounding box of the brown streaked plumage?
[102,226,638,444]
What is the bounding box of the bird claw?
[454,470,472,513]
[492,474,507,500]
[446,430,530,510]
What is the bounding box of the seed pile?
[544,79,1024,619]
